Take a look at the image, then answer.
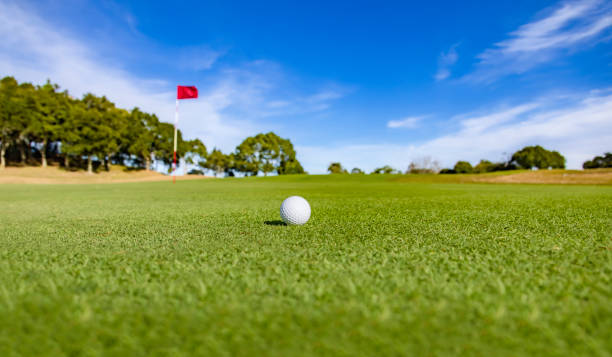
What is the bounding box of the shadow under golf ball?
[264,220,287,226]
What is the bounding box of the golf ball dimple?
[280,196,311,225]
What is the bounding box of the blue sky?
[1,0,611,172]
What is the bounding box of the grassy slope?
[0,166,208,184]
[0,175,610,356]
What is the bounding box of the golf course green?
[1,174,610,356]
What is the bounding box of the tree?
[583,152,612,169]
[474,160,494,173]
[234,136,261,176]
[234,132,304,176]
[351,167,364,174]
[277,157,305,175]
[259,133,277,176]
[276,135,304,175]
[406,157,440,174]
[57,97,81,169]
[101,107,128,171]
[371,165,396,174]
[28,80,69,168]
[201,148,229,176]
[471,159,517,173]
[0,77,21,169]
[123,108,158,170]
[183,138,208,168]
[63,94,117,174]
[511,145,565,169]
[16,82,38,165]
[453,161,473,174]
[328,162,347,174]
[0,77,39,168]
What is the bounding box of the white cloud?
[307,90,344,102]
[176,46,224,71]
[459,103,539,133]
[435,43,459,81]
[387,116,423,129]
[299,90,612,173]
[465,0,612,82]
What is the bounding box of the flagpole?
[173,99,178,184]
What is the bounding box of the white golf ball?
[280,196,311,225]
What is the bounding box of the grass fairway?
[0,175,611,356]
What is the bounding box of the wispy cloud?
[458,103,539,133]
[176,46,224,71]
[465,0,612,83]
[387,116,423,129]
[299,89,612,173]
[435,43,459,81]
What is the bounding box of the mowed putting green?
[0,174,610,356]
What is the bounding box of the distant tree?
[371,165,396,174]
[28,80,69,168]
[66,94,127,173]
[511,145,565,169]
[124,108,158,170]
[276,136,304,175]
[258,133,276,176]
[234,133,277,176]
[328,162,347,174]
[58,97,81,169]
[0,78,47,168]
[64,95,105,173]
[102,107,129,171]
[493,161,518,171]
[583,152,612,169]
[2,81,36,165]
[453,161,473,174]
[439,168,456,174]
[351,167,364,174]
[0,77,21,169]
[473,160,494,173]
[278,158,304,174]
[472,159,517,173]
[183,138,208,168]
[17,82,39,165]
[225,153,238,176]
[234,132,304,176]
[406,157,440,174]
[201,148,229,176]
[234,136,260,176]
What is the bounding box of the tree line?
[195,132,304,177]
[441,146,566,174]
[0,76,304,176]
[328,145,568,175]
[582,152,612,169]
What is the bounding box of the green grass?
[0,174,611,356]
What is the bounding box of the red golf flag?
[177,85,198,99]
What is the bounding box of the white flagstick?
[172,99,179,184]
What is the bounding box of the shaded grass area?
[0,175,611,356]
